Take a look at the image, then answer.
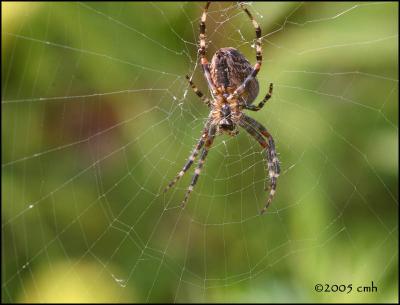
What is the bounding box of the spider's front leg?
[181,124,217,207]
[164,121,210,193]
[239,114,280,214]
[244,83,273,111]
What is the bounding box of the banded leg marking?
[186,75,211,107]
[244,83,273,111]
[164,128,208,193]
[199,2,217,95]
[228,3,263,100]
[181,125,216,207]
[240,115,280,214]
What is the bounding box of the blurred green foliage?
[2,2,398,303]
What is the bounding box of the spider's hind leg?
[240,3,262,66]
[228,3,263,100]
[199,2,217,96]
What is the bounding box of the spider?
[164,2,280,214]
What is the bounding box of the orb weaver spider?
[164,2,280,214]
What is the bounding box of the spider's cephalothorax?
[218,103,234,131]
[210,95,239,136]
[164,2,280,215]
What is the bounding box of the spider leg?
[164,122,210,193]
[181,124,217,208]
[239,114,280,214]
[244,83,273,111]
[186,75,211,108]
[241,3,262,66]
[199,1,218,96]
[228,3,263,100]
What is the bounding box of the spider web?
[2,2,398,303]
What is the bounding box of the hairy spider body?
[210,47,259,105]
[164,2,280,214]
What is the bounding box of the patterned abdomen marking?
[210,47,259,104]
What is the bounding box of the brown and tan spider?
[164,2,280,214]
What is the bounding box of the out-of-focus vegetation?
[2,2,398,303]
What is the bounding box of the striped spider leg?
[185,75,211,108]
[164,121,210,194]
[198,1,218,97]
[227,2,264,102]
[239,114,280,214]
[181,124,217,207]
[164,121,216,207]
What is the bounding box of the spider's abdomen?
[210,47,259,104]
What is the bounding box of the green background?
[2,2,398,303]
